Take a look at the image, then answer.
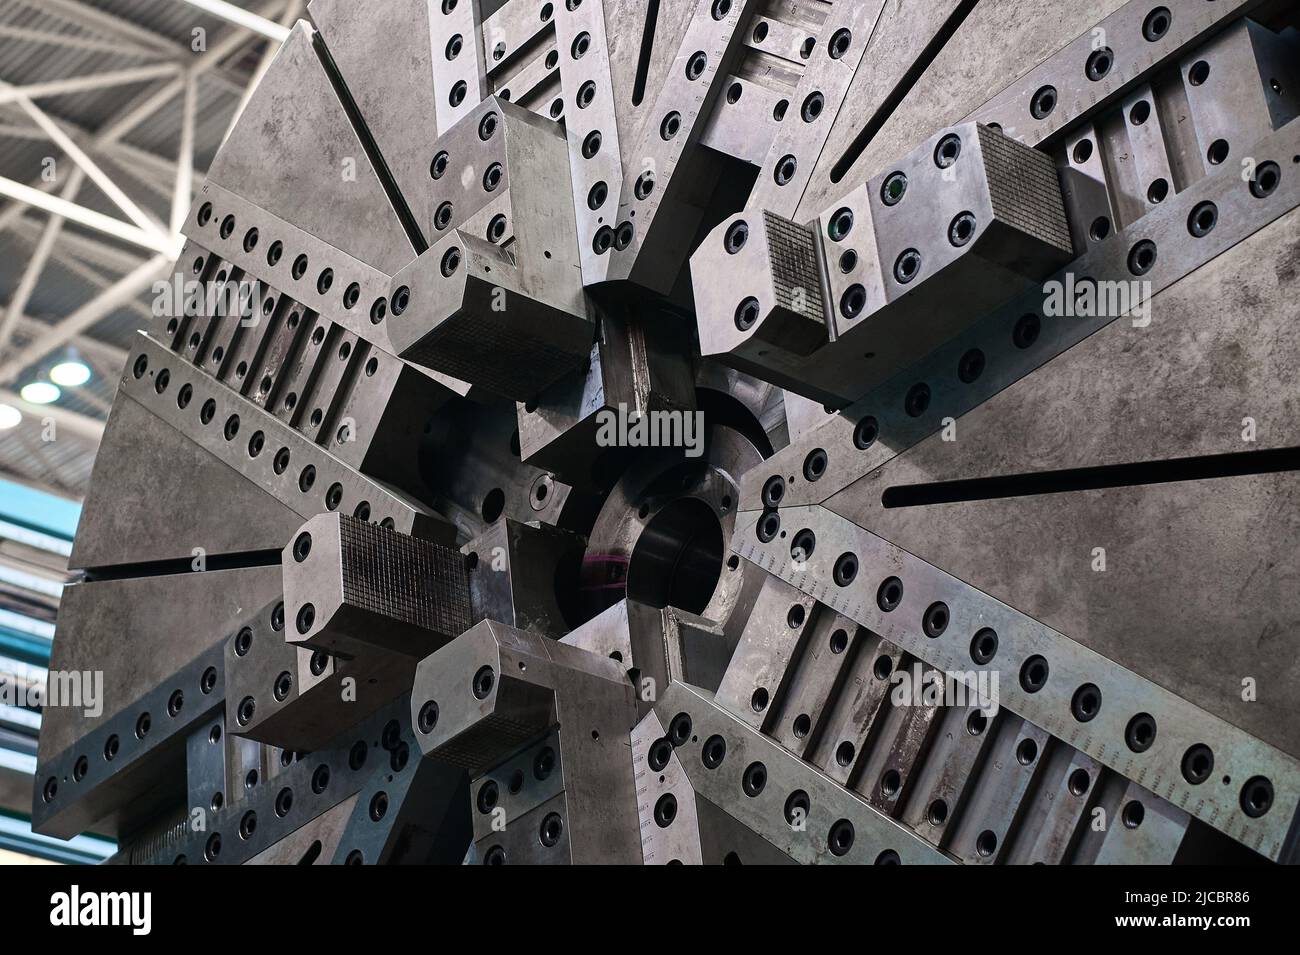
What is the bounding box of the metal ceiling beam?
[0,65,183,107]
[0,25,144,57]
[0,169,87,358]
[9,214,154,283]
[0,175,173,255]
[12,317,127,372]
[23,0,184,59]
[0,255,172,385]
[9,93,169,240]
[177,0,292,43]
[0,0,287,239]
[0,109,206,189]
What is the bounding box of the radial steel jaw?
[694,122,1074,405]
[385,96,596,399]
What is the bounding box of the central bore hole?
[626,497,724,615]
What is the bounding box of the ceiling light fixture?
[49,361,91,387]
[19,381,60,405]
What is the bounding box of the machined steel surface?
[27,0,1300,866]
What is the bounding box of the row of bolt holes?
[441,0,585,111]
[774,635,1145,840]
[429,111,513,252]
[195,202,394,326]
[418,681,567,863]
[734,132,971,331]
[646,712,900,862]
[170,265,383,399]
[179,722,409,864]
[750,501,1276,820]
[766,24,854,187]
[744,152,1286,436]
[477,743,565,862]
[42,660,222,807]
[438,0,574,111]
[741,141,1287,822]
[231,603,314,737]
[1017,7,1188,125]
[193,605,292,826]
[545,0,767,255]
[130,352,395,526]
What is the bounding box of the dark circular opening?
[828,819,854,856]
[702,734,726,769]
[1240,776,1273,817]
[626,497,724,615]
[725,220,748,253]
[949,211,976,247]
[922,601,949,637]
[934,133,961,168]
[928,799,948,826]
[774,154,796,185]
[472,665,495,700]
[1128,239,1157,275]
[1181,743,1213,784]
[654,793,677,827]
[970,627,998,664]
[417,700,439,734]
[668,712,692,746]
[1013,312,1040,349]
[539,812,564,847]
[1188,200,1217,237]
[854,416,879,449]
[1031,85,1057,119]
[835,740,855,767]
[881,171,907,205]
[1071,683,1101,722]
[1250,161,1280,198]
[1143,7,1170,42]
[958,347,985,383]
[477,780,499,814]
[1019,654,1049,692]
[1086,47,1113,81]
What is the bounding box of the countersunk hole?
[970,628,998,664]
[1181,743,1213,784]
[876,576,902,610]
[1070,683,1101,722]
[1019,655,1049,693]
